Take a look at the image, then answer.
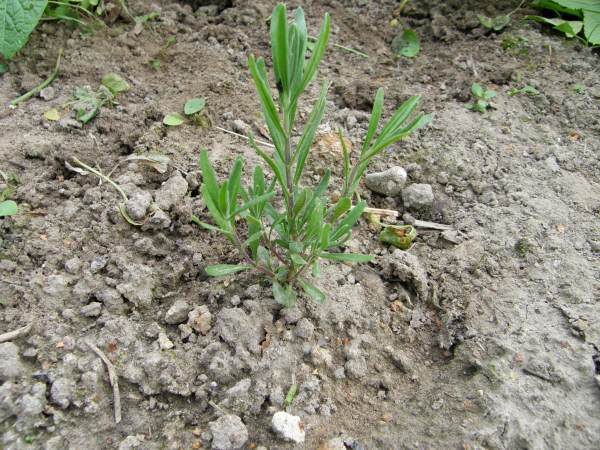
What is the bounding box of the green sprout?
[194,3,431,306]
[467,83,496,113]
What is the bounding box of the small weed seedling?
[467,83,496,113]
[0,171,18,218]
[194,3,431,306]
[507,85,540,96]
[164,98,210,127]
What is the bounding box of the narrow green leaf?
[248,134,288,201]
[293,80,330,183]
[368,113,433,157]
[330,197,352,221]
[248,55,286,159]
[299,279,326,304]
[376,95,420,145]
[201,184,228,230]
[253,165,265,196]
[205,264,253,277]
[199,149,220,204]
[320,223,331,248]
[320,252,373,263]
[218,181,229,217]
[270,3,290,95]
[331,200,366,241]
[228,158,244,213]
[290,253,308,266]
[362,87,384,154]
[339,129,351,186]
[233,191,276,216]
[296,12,330,98]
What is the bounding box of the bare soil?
[1,0,599,449]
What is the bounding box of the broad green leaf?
[184,98,206,115]
[163,112,185,126]
[491,15,511,31]
[526,16,583,37]
[290,253,307,266]
[483,90,497,100]
[204,264,253,277]
[299,279,326,304]
[391,29,420,57]
[320,252,373,263]
[583,10,600,44]
[0,0,48,60]
[0,200,18,217]
[101,73,130,96]
[531,0,582,16]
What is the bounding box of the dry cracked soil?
[1,0,599,449]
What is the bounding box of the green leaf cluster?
[195,3,431,306]
[71,72,129,123]
[528,0,600,45]
[467,83,496,113]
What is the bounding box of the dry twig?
[87,342,122,424]
[0,323,33,343]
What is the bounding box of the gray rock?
[165,300,191,324]
[232,119,250,134]
[155,173,188,211]
[19,383,46,416]
[271,411,305,443]
[209,414,248,450]
[321,437,346,450]
[295,318,315,340]
[215,307,266,354]
[333,367,346,379]
[44,436,65,450]
[64,257,82,274]
[158,332,174,350]
[39,86,56,101]
[125,190,153,221]
[402,183,434,210]
[365,166,407,196]
[479,191,498,206]
[0,343,25,381]
[143,208,171,230]
[81,302,102,317]
[90,256,108,273]
[345,357,368,379]
[117,435,145,450]
[188,305,212,335]
[545,156,560,173]
[50,377,75,409]
[117,264,155,307]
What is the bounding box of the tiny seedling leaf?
[392,29,420,57]
[0,200,18,217]
[204,264,253,277]
[184,98,206,115]
[43,108,60,121]
[101,73,130,96]
[163,112,185,126]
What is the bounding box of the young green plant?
[194,3,431,306]
[467,83,496,113]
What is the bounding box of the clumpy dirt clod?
[1,0,599,449]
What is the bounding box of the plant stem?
[71,157,129,202]
[10,49,63,108]
[308,36,369,59]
